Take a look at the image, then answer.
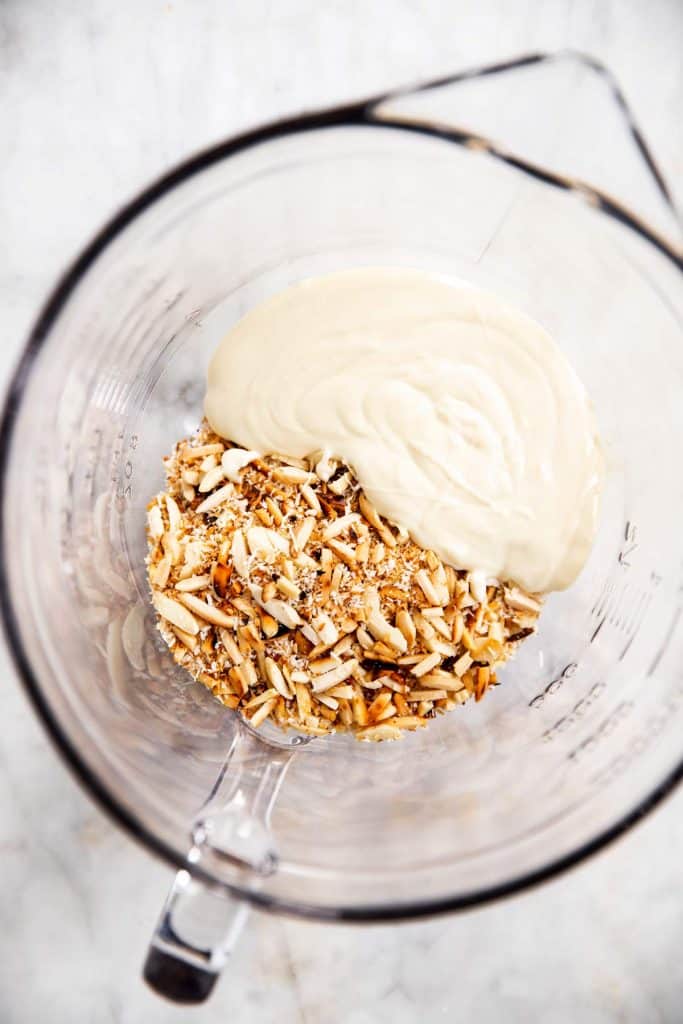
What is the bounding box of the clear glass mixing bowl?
[1,53,681,1002]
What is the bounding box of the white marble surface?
[1,2,682,1022]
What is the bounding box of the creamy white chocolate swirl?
[205,268,603,593]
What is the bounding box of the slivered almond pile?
[146,423,541,741]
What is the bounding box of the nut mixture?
[146,423,542,741]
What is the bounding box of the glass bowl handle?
[366,50,681,262]
[143,725,297,1003]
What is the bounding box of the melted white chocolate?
[205,268,603,593]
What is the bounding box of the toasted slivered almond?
[309,656,339,675]
[150,554,172,589]
[394,692,410,716]
[356,724,402,742]
[300,484,321,514]
[176,592,236,628]
[417,674,465,692]
[174,574,212,592]
[475,665,491,702]
[246,526,289,559]
[162,531,182,565]
[411,651,441,677]
[272,465,315,485]
[356,626,373,649]
[396,609,417,646]
[250,698,277,728]
[322,514,359,541]
[358,493,382,529]
[260,597,303,629]
[237,658,258,689]
[295,683,312,718]
[452,612,465,645]
[375,675,407,694]
[327,538,356,567]
[196,483,234,514]
[311,612,338,647]
[219,629,243,665]
[332,633,353,657]
[172,625,199,652]
[221,447,259,481]
[147,504,164,538]
[351,686,369,726]
[181,442,224,461]
[426,638,457,658]
[244,688,278,710]
[505,587,542,614]
[198,464,225,493]
[375,703,397,722]
[265,657,292,699]
[393,716,427,729]
[355,540,369,563]
[260,613,279,638]
[311,659,358,693]
[330,563,345,593]
[367,691,393,719]
[199,453,219,472]
[421,606,444,619]
[453,651,473,677]
[415,569,441,606]
[317,694,339,710]
[408,689,447,701]
[182,468,200,486]
[153,592,200,635]
[292,515,316,553]
[430,616,452,640]
[328,471,351,494]
[274,575,299,601]
[326,684,355,700]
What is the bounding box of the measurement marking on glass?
[647,605,683,678]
